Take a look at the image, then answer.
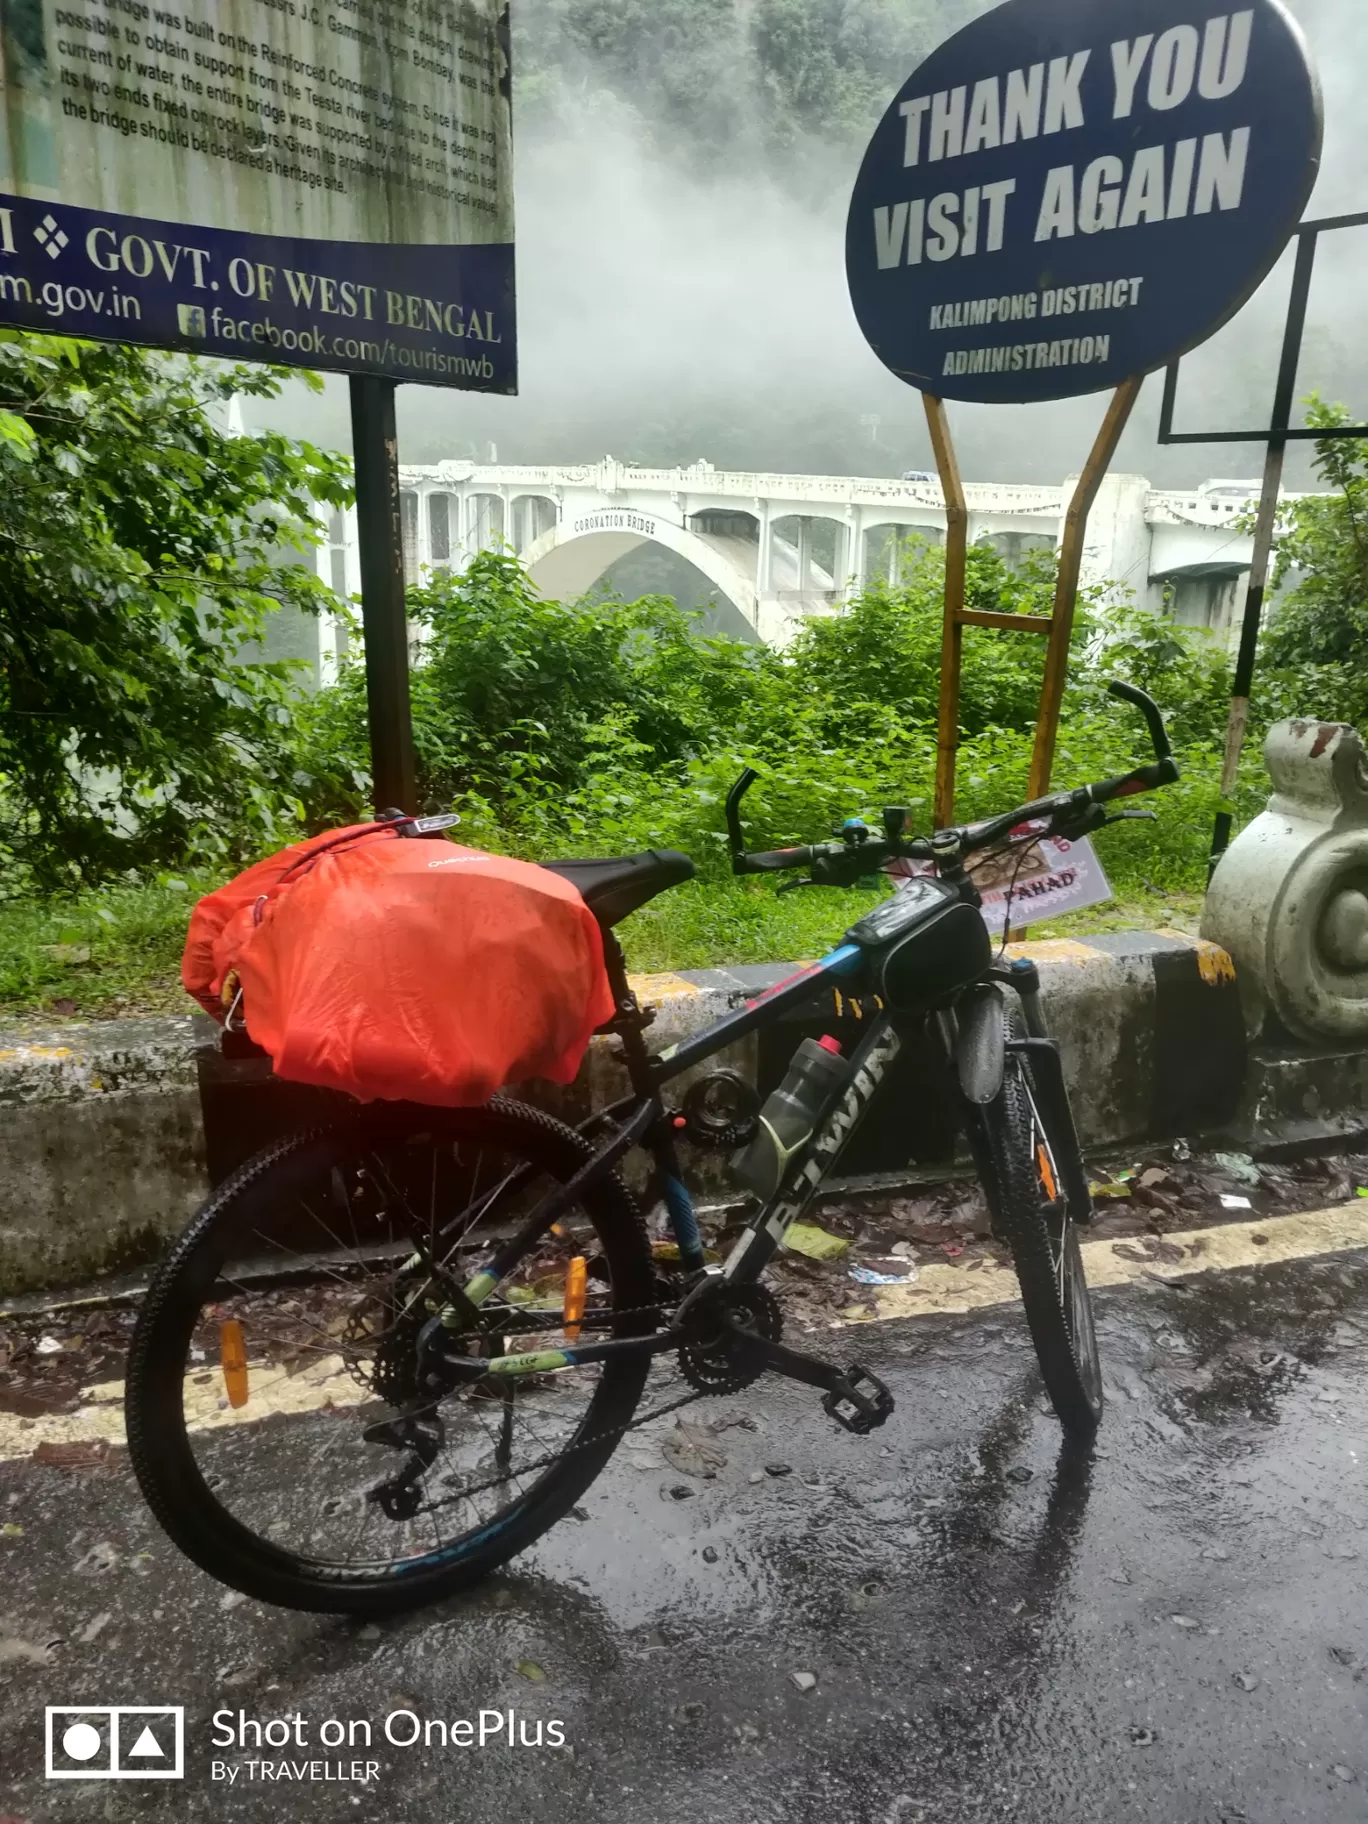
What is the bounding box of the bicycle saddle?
[540,849,695,925]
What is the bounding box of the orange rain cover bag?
[182,825,615,1105]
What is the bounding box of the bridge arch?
[522,509,788,642]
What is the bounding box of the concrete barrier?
[0,930,1257,1299]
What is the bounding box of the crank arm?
[722,1321,894,1433]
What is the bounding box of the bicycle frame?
[428,931,913,1380]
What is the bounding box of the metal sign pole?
[1027,376,1144,799]
[1208,231,1315,875]
[925,394,969,831]
[1156,212,1368,876]
[926,379,1142,830]
[846,0,1322,863]
[349,375,417,816]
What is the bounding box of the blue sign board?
[846,0,1321,404]
[0,2,515,392]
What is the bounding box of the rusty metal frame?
[1157,208,1368,876]
[927,378,1144,827]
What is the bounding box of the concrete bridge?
[310,457,1290,672]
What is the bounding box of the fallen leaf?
[661,1421,727,1480]
[33,1439,112,1471]
[1138,1167,1175,1190]
[516,1659,546,1682]
[785,1222,850,1262]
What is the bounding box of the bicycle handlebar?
[728,679,1180,883]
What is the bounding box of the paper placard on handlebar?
[891,829,1114,943]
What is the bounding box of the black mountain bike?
[125,680,1178,1614]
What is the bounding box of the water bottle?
[731,1035,852,1198]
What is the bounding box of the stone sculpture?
[1204,719,1368,1042]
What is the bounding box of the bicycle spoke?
[145,1118,659,1586]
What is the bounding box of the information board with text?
[846,0,1320,403]
[0,0,515,388]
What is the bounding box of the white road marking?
[3,1202,1367,1463]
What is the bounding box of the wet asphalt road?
[1,1243,1366,1824]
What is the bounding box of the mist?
[244,0,1368,493]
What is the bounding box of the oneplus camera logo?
[45,1706,185,1780]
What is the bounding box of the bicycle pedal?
[822,1364,894,1435]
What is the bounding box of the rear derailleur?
[362,1410,444,1520]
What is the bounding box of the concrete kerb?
[0,932,1252,1298]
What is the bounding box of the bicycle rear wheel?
[966,1011,1103,1441]
[125,1099,655,1614]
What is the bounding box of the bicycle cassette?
[678,1280,782,1394]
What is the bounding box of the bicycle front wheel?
[125,1099,655,1614]
[966,1011,1103,1441]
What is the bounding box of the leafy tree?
[1247,397,1368,730]
[784,539,1074,743]
[293,549,783,836]
[1264,397,1368,664]
[0,334,352,890]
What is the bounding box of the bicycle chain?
[410,1282,793,1517]
[416,1375,708,1518]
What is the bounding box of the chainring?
[678,1280,782,1395]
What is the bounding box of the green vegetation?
[2,328,1363,1021]
[0,495,1247,1019]
[290,538,1255,899]
[0,871,1203,1022]
[0,333,351,892]
[1258,396,1368,731]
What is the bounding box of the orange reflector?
[563,1256,588,1341]
[219,1319,249,1408]
[1037,1145,1058,1203]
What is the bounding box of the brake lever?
[776,877,818,894]
[1103,808,1158,825]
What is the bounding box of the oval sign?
[845,0,1322,404]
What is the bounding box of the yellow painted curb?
[627,971,703,1002]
